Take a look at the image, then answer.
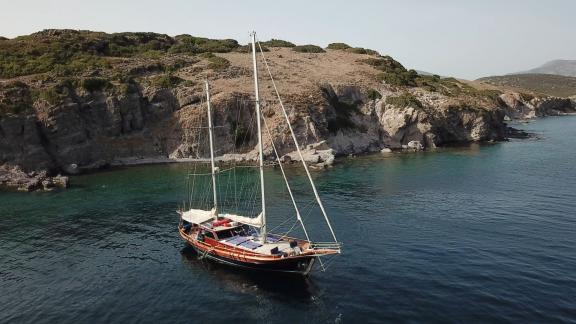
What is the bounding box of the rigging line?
[233,97,242,212]
[239,110,258,214]
[257,40,338,244]
[195,99,208,200]
[267,213,295,233]
[279,219,301,238]
[188,102,203,210]
[262,114,311,242]
[198,100,209,210]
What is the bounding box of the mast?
[205,79,218,220]
[251,31,267,243]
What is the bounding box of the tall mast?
[205,79,218,220]
[251,31,266,243]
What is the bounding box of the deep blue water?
[1,116,576,323]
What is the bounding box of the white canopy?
[181,208,263,228]
[220,212,263,228]
[181,208,216,224]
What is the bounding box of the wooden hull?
[188,244,316,275]
[179,228,318,275]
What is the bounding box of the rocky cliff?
[1,30,575,190]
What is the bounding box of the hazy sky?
[1,0,574,79]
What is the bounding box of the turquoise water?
[1,117,576,323]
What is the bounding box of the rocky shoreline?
[0,118,561,193]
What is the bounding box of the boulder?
[407,141,424,150]
[52,175,69,188]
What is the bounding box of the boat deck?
[219,235,296,255]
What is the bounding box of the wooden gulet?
[178,31,341,275]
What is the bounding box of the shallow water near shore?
[1,116,576,323]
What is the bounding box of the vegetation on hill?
[292,45,326,53]
[357,56,504,104]
[261,39,295,48]
[150,73,184,88]
[0,29,240,78]
[200,53,231,71]
[0,29,530,112]
[327,43,351,50]
[327,43,378,55]
[477,74,576,98]
[385,93,422,108]
[347,47,379,55]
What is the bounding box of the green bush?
[261,39,295,47]
[292,45,325,53]
[385,93,422,108]
[378,72,416,87]
[172,34,239,53]
[361,57,406,74]
[168,43,197,55]
[367,89,382,100]
[151,73,183,88]
[327,43,351,50]
[207,55,230,71]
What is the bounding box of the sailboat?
[178,32,341,275]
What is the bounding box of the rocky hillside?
[477,73,576,98]
[1,29,575,190]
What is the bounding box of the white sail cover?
[220,212,263,228]
[182,208,263,228]
[181,208,216,224]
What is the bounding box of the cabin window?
[204,231,215,240]
[216,229,234,240]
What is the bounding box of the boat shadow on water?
[180,246,316,301]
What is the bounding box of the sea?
[1,116,575,323]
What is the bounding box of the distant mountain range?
[513,59,576,77]
[477,74,576,98]
[477,59,576,98]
